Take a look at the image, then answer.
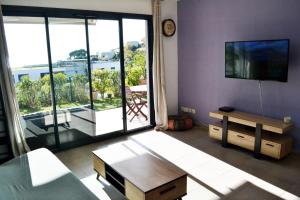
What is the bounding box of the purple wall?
[178,0,300,151]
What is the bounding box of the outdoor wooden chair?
[125,86,148,122]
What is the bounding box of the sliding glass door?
[4,17,57,149]
[123,19,151,130]
[3,7,154,151]
[48,18,94,146]
[88,19,123,135]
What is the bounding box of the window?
[123,19,151,130]
[3,6,154,151]
[4,16,57,149]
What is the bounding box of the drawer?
[261,140,281,159]
[93,155,106,178]
[261,137,292,159]
[228,131,254,151]
[145,175,187,200]
[209,124,222,140]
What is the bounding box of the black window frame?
[2,5,155,152]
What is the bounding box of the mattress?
[0,148,99,200]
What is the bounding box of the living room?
[0,0,299,199]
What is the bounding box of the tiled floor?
[70,107,150,135]
[24,106,149,139]
[56,126,300,200]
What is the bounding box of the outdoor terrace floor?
[24,107,150,142]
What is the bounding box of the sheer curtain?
[152,0,168,130]
[0,6,30,156]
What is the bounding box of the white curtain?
[0,6,30,156]
[152,0,168,130]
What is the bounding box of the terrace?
[23,106,149,135]
[23,99,150,149]
[16,63,151,149]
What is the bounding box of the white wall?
[1,0,179,115]
[161,0,178,115]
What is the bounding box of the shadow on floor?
[221,182,283,200]
[165,126,300,198]
[81,173,126,200]
[56,127,300,200]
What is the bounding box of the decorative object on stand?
[162,19,176,37]
[168,115,193,131]
[283,116,292,124]
[219,106,235,112]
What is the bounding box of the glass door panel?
[88,19,123,135]
[48,18,94,146]
[123,19,150,130]
[4,14,153,151]
[4,17,56,149]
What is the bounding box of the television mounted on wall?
[225,39,289,82]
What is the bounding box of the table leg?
[254,123,262,159]
[222,116,229,147]
[96,173,100,180]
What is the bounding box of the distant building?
[100,51,115,61]
[12,41,142,83]
[127,41,140,49]
[99,48,119,61]
[12,60,120,83]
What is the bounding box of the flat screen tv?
[225,39,289,82]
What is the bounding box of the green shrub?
[92,69,111,98]
[16,76,41,109]
[110,71,121,97]
[125,48,146,86]
[53,73,68,106]
[72,74,89,103]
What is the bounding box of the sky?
[4,18,146,68]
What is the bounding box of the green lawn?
[93,97,122,111]
[20,97,122,115]
[20,103,84,115]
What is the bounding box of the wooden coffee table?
[92,143,187,200]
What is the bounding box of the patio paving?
[70,107,150,136]
[24,106,150,140]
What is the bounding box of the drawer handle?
[237,135,245,139]
[266,143,274,147]
[213,128,220,131]
[160,185,176,195]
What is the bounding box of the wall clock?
[162,19,176,37]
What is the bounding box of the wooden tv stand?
[209,111,293,159]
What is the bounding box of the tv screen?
[225,39,289,82]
